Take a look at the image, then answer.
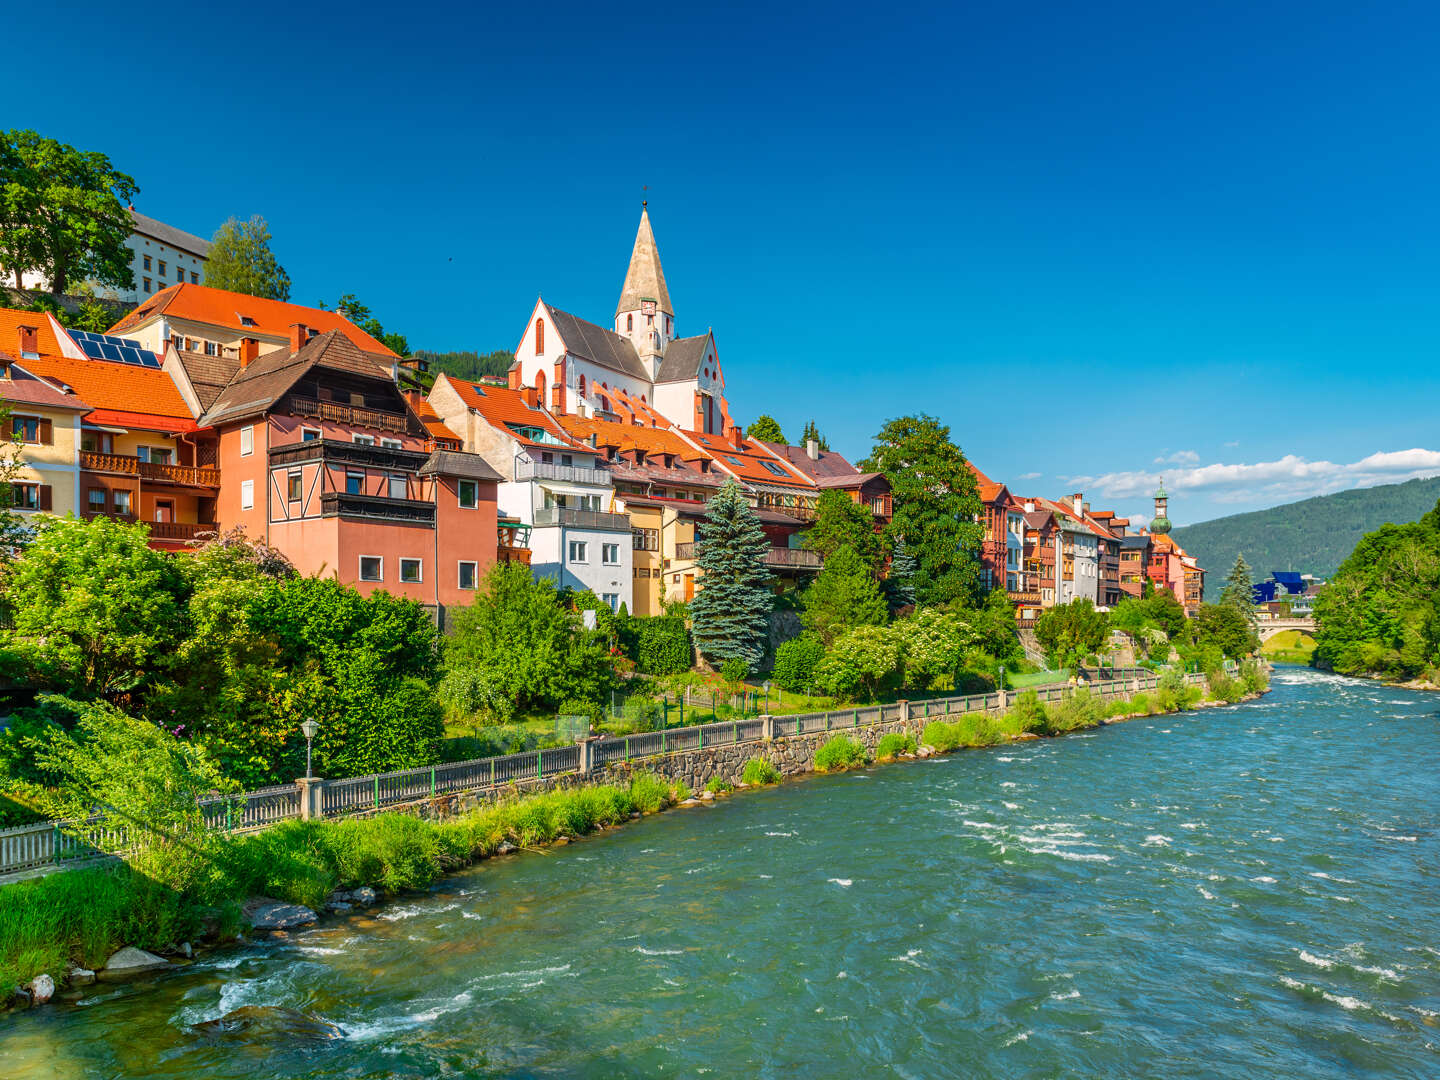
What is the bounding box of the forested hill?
[1173,476,1440,597]
[412,349,514,387]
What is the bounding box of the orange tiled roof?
[404,390,462,445]
[440,376,595,453]
[559,414,701,460]
[683,429,817,488]
[108,283,397,356]
[0,309,73,358]
[18,351,198,432]
[966,460,1006,504]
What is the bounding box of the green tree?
[1219,553,1257,625]
[1033,598,1110,674]
[4,517,187,703]
[746,415,786,443]
[689,479,774,668]
[443,563,615,721]
[0,130,138,296]
[801,420,830,452]
[884,535,918,611]
[1189,603,1259,662]
[813,625,901,700]
[772,634,825,692]
[0,401,22,553]
[803,488,882,570]
[323,293,409,355]
[890,608,985,691]
[801,544,887,646]
[861,415,984,607]
[206,215,291,300]
[1143,589,1188,639]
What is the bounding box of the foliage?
[320,293,408,355]
[772,634,826,692]
[801,544,888,646]
[884,536,918,611]
[1042,688,1106,733]
[1004,690,1049,733]
[1153,670,1201,712]
[5,516,188,703]
[800,420,830,452]
[206,215,291,300]
[812,734,867,772]
[1188,603,1259,661]
[635,616,692,675]
[443,563,615,724]
[1171,475,1440,599]
[705,775,734,794]
[890,608,984,690]
[1206,671,1248,704]
[1033,598,1110,672]
[415,349,515,384]
[741,756,782,785]
[0,129,138,295]
[1240,658,1270,694]
[861,414,984,605]
[745,415,786,443]
[875,732,916,759]
[803,489,883,570]
[0,401,23,551]
[922,713,1005,750]
[688,480,773,668]
[1219,553,1257,624]
[813,625,902,700]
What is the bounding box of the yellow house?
[0,315,90,520]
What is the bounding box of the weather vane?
[642,184,648,210]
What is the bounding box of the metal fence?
[1,671,1208,878]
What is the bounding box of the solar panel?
[69,330,91,341]
[119,346,142,365]
[139,352,160,368]
[120,337,142,349]
[99,342,122,361]
[82,340,106,359]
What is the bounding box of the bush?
[922,714,1003,751]
[812,734,867,772]
[1240,659,1270,695]
[1155,670,1186,712]
[1003,690,1048,734]
[720,657,749,686]
[627,772,674,814]
[875,732,916,759]
[741,757,781,785]
[1207,670,1247,704]
[772,634,825,692]
[1043,688,1106,733]
[705,776,733,794]
[636,617,693,675]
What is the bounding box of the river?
[2,667,1437,1078]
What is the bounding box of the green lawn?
[1262,629,1316,665]
[1008,669,1070,689]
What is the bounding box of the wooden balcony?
[83,513,216,542]
[319,492,435,525]
[286,394,409,434]
[675,541,823,570]
[80,451,220,487]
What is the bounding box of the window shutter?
[39,485,52,511]
[39,418,53,445]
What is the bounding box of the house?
[968,463,1024,598]
[1118,533,1152,600]
[1141,483,1204,613]
[197,327,500,621]
[427,373,631,610]
[0,312,91,522]
[108,282,396,366]
[509,208,735,435]
[763,438,893,528]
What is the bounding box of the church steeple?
[615,206,675,366]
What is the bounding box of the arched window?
[626,314,633,331]
[534,319,544,355]
[535,370,547,398]
[578,374,587,396]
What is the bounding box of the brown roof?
[757,440,864,482]
[656,334,710,383]
[545,304,647,380]
[173,349,241,410]
[416,450,503,482]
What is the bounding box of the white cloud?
[1223,440,1240,448]
[1153,450,1200,465]
[1017,471,1041,480]
[1071,448,1440,505]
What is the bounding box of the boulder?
[28,974,54,1004]
[496,842,518,856]
[350,886,377,907]
[100,946,169,981]
[67,967,96,987]
[699,790,715,802]
[325,901,353,914]
[178,942,193,959]
[242,897,318,931]
[190,1005,341,1042]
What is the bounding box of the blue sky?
[12,1,1440,526]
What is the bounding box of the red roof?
[966,461,1006,504]
[107,283,397,356]
[0,309,72,358]
[18,351,197,432]
[404,390,462,446]
[682,430,816,488]
[439,375,595,453]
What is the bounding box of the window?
[239,480,254,510]
[158,260,167,277]
[458,561,477,590]
[143,255,151,271]
[114,489,132,515]
[534,318,544,354]
[399,558,423,583]
[136,446,172,465]
[142,277,151,292]
[381,438,402,449]
[632,527,658,551]
[458,480,478,509]
[359,556,383,582]
[346,472,365,495]
[560,454,572,466]
[301,427,321,442]
[760,461,788,476]
[10,415,45,444]
[190,271,199,284]
[387,473,407,499]
[541,451,553,464]
[353,434,375,446]
[239,426,254,456]
[602,543,620,565]
[602,593,620,612]
[568,540,588,563]
[10,483,39,510]
[578,374,587,396]
[239,314,257,326]
[87,488,106,512]
[287,471,302,501]
[204,341,217,356]
[626,314,633,331]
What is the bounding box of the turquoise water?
[3,667,1438,1078]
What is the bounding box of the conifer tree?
[689,480,774,668]
[885,536,918,611]
[801,544,888,645]
[1219,553,1257,625]
[801,420,830,452]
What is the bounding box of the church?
[509,209,735,434]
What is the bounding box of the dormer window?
[635,449,646,465]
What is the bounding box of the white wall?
[529,524,632,610]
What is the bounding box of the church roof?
[544,304,648,381]
[656,334,709,383]
[615,209,673,317]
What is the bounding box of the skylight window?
[726,455,744,465]
[760,461,788,476]
[470,384,487,396]
[238,314,258,327]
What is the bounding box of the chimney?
[1082,501,1090,514]
[17,325,38,356]
[725,424,743,449]
[240,337,260,367]
[522,385,539,408]
[1071,493,1084,515]
[806,437,819,461]
[1024,501,1035,513]
[289,323,310,352]
[507,365,521,390]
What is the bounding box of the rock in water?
[28,974,55,1004]
[68,967,96,987]
[243,897,319,931]
[99,947,170,981]
[191,1005,341,1042]
[350,886,377,906]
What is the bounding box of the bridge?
[1256,617,1315,642]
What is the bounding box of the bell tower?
[1150,481,1172,535]
[615,205,674,372]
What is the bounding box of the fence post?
[761,714,775,741]
[296,777,326,821]
[578,737,595,776]
[998,685,1008,710]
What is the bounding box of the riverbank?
[1,669,1270,1012]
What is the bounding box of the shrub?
[923,713,1004,751]
[1207,671,1247,704]
[720,657,749,687]
[1004,690,1048,734]
[637,617,693,675]
[772,634,825,692]
[1240,659,1270,695]
[705,776,733,794]
[875,732,916,760]
[741,757,781,785]
[1155,670,1186,712]
[627,772,674,814]
[1044,688,1106,733]
[813,734,867,772]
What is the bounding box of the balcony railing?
[150,521,218,541]
[80,451,221,487]
[269,439,428,471]
[674,541,823,570]
[320,492,435,525]
[1008,589,1042,605]
[286,395,409,434]
[532,507,630,531]
[514,460,612,486]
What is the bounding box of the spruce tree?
[1220,553,1257,625]
[885,536,919,611]
[801,544,888,645]
[689,480,774,668]
[801,420,830,452]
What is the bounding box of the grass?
[741,757,781,785]
[812,735,867,773]
[874,732,917,760]
[1006,669,1070,689]
[1263,629,1316,665]
[704,776,733,795]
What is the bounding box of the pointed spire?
[616,208,673,318]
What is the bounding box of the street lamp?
[300,719,319,780]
